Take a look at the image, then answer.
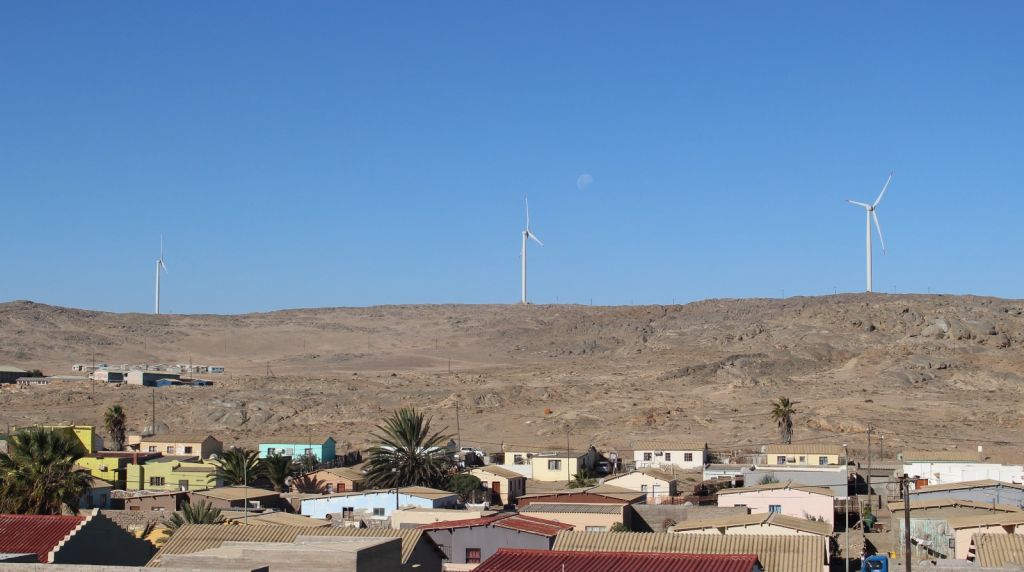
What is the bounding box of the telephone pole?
[900,473,912,571]
[455,400,462,453]
[867,425,874,511]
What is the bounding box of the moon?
[576,173,593,190]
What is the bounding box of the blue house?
[258,436,337,463]
[301,486,459,520]
[911,479,1024,507]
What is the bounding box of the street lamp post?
[844,443,849,572]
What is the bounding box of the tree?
[261,453,293,492]
[210,448,261,486]
[758,473,779,485]
[609,522,631,532]
[24,369,44,378]
[364,408,453,489]
[104,405,127,451]
[291,473,328,494]
[0,428,91,514]
[447,473,483,503]
[162,500,223,534]
[770,397,797,444]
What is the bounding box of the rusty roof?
[147,524,434,566]
[552,531,822,572]
[0,514,86,563]
[521,503,623,515]
[973,533,1024,568]
[476,549,759,572]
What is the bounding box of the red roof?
[475,549,760,572]
[0,514,86,563]
[418,513,573,537]
[492,514,574,536]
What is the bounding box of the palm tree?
[771,397,797,444]
[261,453,293,492]
[209,448,261,486]
[162,500,223,534]
[104,405,127,451]
[291,473,328,494]
[365,407,453,489]
[0,428,91,514]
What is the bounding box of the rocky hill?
[0,295,1021,461]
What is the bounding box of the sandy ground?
[0,295,1022,462]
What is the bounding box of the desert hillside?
[0,295,1021,461]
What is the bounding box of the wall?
[125,460,218,492]
[903,462,1024,485]
[517,509,623,532]
[891,516,956,560]
[718,490,834,526]
[76,457,127,488]
[531,457,580,482]
[301,492,458,519]
[137,438,221,458]
[469,469,525,506]
[120,493,186,512]
[913,486,1024,507]
[50,512,154,566]
[391,508,494,529]
[764,453,841,466]
[426,525,553,564]
[260,442,332,462]
[604,472,676,502]
[490,464,533,479]
[633,449,705,470]
[742,467,849,498]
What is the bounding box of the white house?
[602,468,678,503]
[300,486,459,521]
[632,440,707,470]
[901,450,1024,487]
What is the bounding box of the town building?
[669,512,832,565]
[763,444,845,466]
[900,450,1024,486]
[737,465,852,498]
[911,479,1024,507]
[945,512,1024,559]
[112,490,190,512]
[10,424,101,453]
[971,533,1024,568]
[515,486,646,532]
[79,477,113,510]
[716,481,835,526]
[391,507,498,529]
[125,456,220,491]
[470,465,527,506]
[91,369,124,382]
[0,511,153,565]
[552,530,826,572]
[633,504,750,533]
[191,486,284,510]
[220,510,331,527]
[419,512,573,565]
[0,365,28,384]
[475,549,762,572]
[259,436,337,463]
[529,452,586,482]
[133,433,223,458]
[632,440,708,470]
[147,523,444,572]
[126,370,181,385]
[296,465,368,494]
[301,487,460,521]
[75,451,162,488]
[602,467,679,503]
[889,498,1024,560]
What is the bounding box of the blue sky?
[2,2,1022,313]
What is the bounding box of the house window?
[514,454,525,465]
[799,456,806,463]
[178,480,189,491]
[641,484,648,492]
[341,507,354,519]
[548,460,561,471]
[769,504,782,513]
[585,526,606,532]
[267,447,276,455]
[184,446,193,454]
[148,446,157,452]
[776,456,786,464]
[664,452,672,461]
[166,446,173,453]
[643,452,652,461]
[466,548,482,564]
[818,456,828,465]
[304,448,313,456]
[149,477,165,486]
[372,507,385,517]
[684,452,693,462]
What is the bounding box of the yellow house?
[126,457,221,492]
[470,466,527,506]
[764,444,844,466]
[531,452,586,482]
[13,424,100,453]
[76,452,163,488]
[133,434,223,459]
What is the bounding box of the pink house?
[716,481,835,527]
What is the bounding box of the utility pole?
[455,400,461,453]
[867,425,874,512]
[844,443,850,572]
[151,389,156,436]
[900,474,912,571]
[566,430,571,482]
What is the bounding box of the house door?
[491,481,501,503]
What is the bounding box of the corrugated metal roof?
[418,513,511,530]
[0,366,28,373]
[552,531,822,572]
[669,512,832,536]
[717,480,835,498]
[912,479,1024,494]
[139,434,217,443]
[633,440,708,452]
[0,515,86,563]
[517,486,644,503]
[147,524,431,566]
[471,465,527,479]
[316,466,367,481]
[887,498,1022,513]
[494,515,575,536]
[901,450,981,462]
[221,511,331,527]
[605,468,678,484]
[764,444,844,456]
[192,486,281,502]
[476,548,759,572]
[259,436,335,445]
[973,533,1024,567]
[946,512,1024,529]
[521,503,623,514]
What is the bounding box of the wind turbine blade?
[160,260,168,273]
[873,171,894,208]
[872,211,886,254]
[525,196,530,229]
[528,231,543,246]
[160,235,164,258]
[846,200,870,208]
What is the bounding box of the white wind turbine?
[154,236,168,314]
[520,197,543,304]
[846,172,893,293]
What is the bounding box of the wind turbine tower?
[520,197,543,304]
[154,236,168,314]
[846,172,893,293]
